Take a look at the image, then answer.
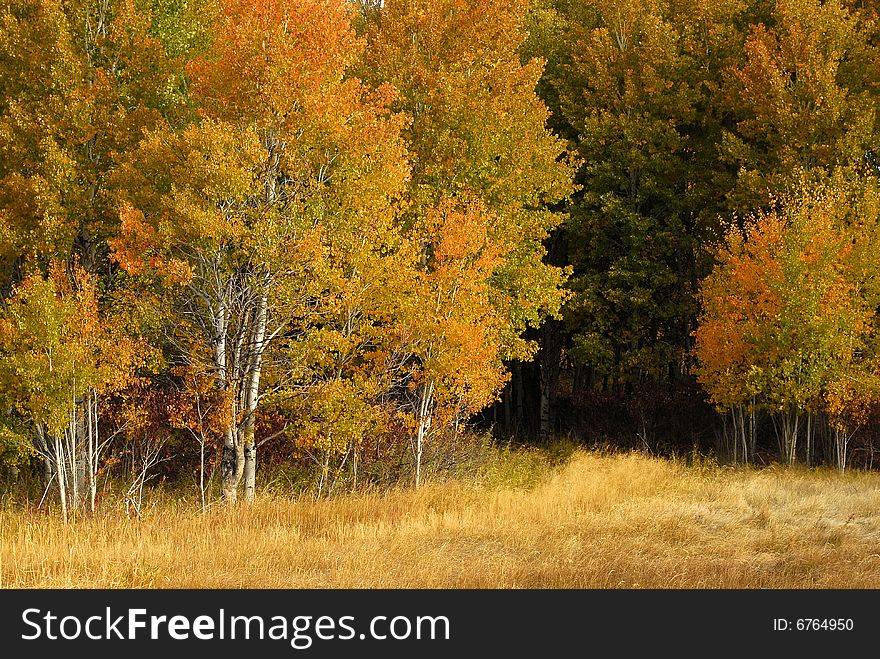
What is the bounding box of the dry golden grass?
[3,450,880,588]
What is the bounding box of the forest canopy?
[2,0,880,516]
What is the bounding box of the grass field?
[2,450,880,588]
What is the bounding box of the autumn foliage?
[695,175,880,467]
[4,0,880,515]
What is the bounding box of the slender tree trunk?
[748,402,757,462]
[75,397,87,511]
[731,406,739,463]
[214,294,242,504]
[243,292,268,504]
[352,443,358,491]
[805,413,813,467]
[783,409,799,466]
[221,427,242,503]
[503,382,513,435]
[36,423,53,486]
[54,434,68,524]
[317,447,331,499]
[220,387,242,503]
[834,427,849,472]
[415,380,434,488]
[539,373,551,443]
[86,390,94,513]
[243,442,257,503]
[199,434,206,512]
[84,388,101,514]
[539,321,561,443]
[67,402,78,513]
[719,409,728,461]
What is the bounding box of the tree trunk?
[352,444,358,491]
[538,321,561,443]
[54,434,68,524]
[242,292,268,504]
[75,396,87,511]
[67,404,78,513]
[730,407,739,463]
[243,442,257,503]
[782,408,799,466]
[415,380,434,488]
[214,292,242,504]
[748,402,757,461]
[199,433,207,512]
[220,429,242,503]
[804,413,813,467]
[85,388,101,514]
[834,427,849,472]
[539,371,551,443]
[36,423,53,486]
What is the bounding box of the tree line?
[504,0,880,472]
[1,0,879,517]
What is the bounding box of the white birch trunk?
[415,380,434,488]
[54,434,68,524]
[215,295,241,503]
[243,292,268,504]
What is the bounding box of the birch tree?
[358,0,574,474]
[0,262,140,520]
[111,0,411,502]
[694,173,880,465]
